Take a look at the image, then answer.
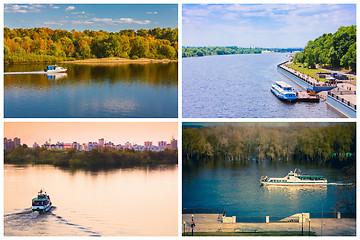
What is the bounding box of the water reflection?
[263,185,328,204]
[182,53,343,118]
[47,73,68,80]
[4,63,178,118]
[5,164,178,236]
[183,161,354,217]
[4,63,178,89]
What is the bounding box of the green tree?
[341,42,356,72]
[305,51,316,68]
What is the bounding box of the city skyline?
[4,122,178,146]
[4,4,178,32]
[183,4,356,48]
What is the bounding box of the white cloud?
[42,17,151,27]
[183,4,355,47]
[43,20,64,26]
[49,5,60,9]
[70,20,94,25]
[146,11,158,14]
[71,11,86,15]
[116,18,151,24]
[65,6,75,11]
[91,17,150,25]
[5,4,44,13]
[183,7,211,17]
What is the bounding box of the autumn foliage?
[4,27,178,63]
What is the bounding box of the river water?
[4,164,178,236]
[4,62,178,118]
[183,161,355,220]
[182,53,344,118]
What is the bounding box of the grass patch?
[183,231,317,236]
[288,63,356,83]
[288,63,331,82]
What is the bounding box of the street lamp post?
[191,214,196,236]
[308,218,311,236]
[301,213,303,235]
[183,221,186,236]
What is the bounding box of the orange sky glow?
[4,122,178,146]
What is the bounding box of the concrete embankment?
[277,61,356,118]
[277,61,337,92]
[182,214,355,236]
[326,92,356,118]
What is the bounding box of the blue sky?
[4,4,178,32]
[183,4,356,48]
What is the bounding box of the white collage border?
[1,0,359,239]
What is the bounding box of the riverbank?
[62,57,177,65]
[4,147,178,170]
[182,214,356,236]
[279,61,356,118]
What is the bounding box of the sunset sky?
[4,122,178,146]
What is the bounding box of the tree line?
[4,27,178,64]
[183,123,355,167]
[4,146,178,170]
[293,25,356,72]
[182,46,302,57]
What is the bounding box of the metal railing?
[182,208,225,216]
[328,91,356,110]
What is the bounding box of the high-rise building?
[4,138,8,150]
[4,137,21,150]
[170,138,178,150]
[72,142,82,151]
[13,137,21,148]
[87,142,98,151]
[105,141,115,149]
[124,142,132,149]
[144,141,153,149]
[98,138,105,150]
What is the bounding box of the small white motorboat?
[44,65,67,73]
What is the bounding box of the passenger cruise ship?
[271,81,297,102]
[260,169,327,186]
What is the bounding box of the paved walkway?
[317,65,356,79]
[282,63,330,87]
[182,214,356,236]
[281,63,356,107]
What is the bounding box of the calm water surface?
[5,164,178,236]
[183,53,343,118]
[5,63,178,118]
[183,161,355,219]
